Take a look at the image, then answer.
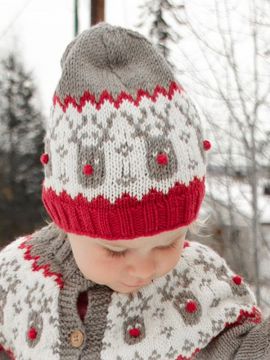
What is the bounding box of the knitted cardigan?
[0,223,268,360]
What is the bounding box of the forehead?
[94,227,187,249]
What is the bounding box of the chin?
[116,288,139,294]
[108,284,140,294]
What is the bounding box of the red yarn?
[77,291,88,322]
[232,275,242,285]
[177,348,201,360]
[27,327,37,340]
[203,140,211,151]
[53,81,184,113]
[42,177,205,240]
[185,300,197,313]
[129,328,141,337]
[40,153,49,165]
[83,164,94,175]
[156,153,169,165]
[19,236,65,289]
[0,344,16,360]
[183,241,190,248]
[225,306,262,329]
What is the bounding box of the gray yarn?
[25,223,270,360]
[27,223,113,359]
[1,223,270,359]
[197,317,270,359]
[56,22,175,103]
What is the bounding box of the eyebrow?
[99,236,178,251]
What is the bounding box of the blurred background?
[0,0,269,314]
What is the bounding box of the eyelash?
[105,240,178,259]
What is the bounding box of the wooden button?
[70,329,84,348]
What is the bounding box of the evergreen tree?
[0,51,46,246]
[137,0,186,70]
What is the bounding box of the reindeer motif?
[174,94,205,162]
[46,108,117,188]
[76,112,116,189]
[157,267,202,326]
[116,291,153,345]
[120,103,178,182]
[45,92,203,189]
[24,282,55,348]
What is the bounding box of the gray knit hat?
[40,22,210,240]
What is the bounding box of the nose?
[127,253,156,281]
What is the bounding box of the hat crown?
[56,22,174,103]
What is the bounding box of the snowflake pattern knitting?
[0,225,262,359]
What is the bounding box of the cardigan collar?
[28,222,96,286]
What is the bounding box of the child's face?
[67,227,187,294]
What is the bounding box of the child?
[0,22,269,360]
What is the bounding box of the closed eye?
[104,240,179,259]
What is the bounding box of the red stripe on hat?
[42,177,205,240]
[53,81,184,112]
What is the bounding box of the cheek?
[92,259,127,285]
[74,250,125,282]
[93,256,124,273]
[69,242,98,276]
[156,246,183,274]
[163,251,180,267]
[71,249,95,278]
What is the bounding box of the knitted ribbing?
[27,223,113,360]
[197,317,270,359]
[41,22,207,239]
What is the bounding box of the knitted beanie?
[40,22,210,240]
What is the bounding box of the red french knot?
[183,241,190,248]
[129,328,141,338]
[27,327,38,340]
[185,300,197,313]
[232,275,242,285]
[40,153,49,165]
[156,153,169,165]
[203,140,211,151]
[83,164,94,176]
